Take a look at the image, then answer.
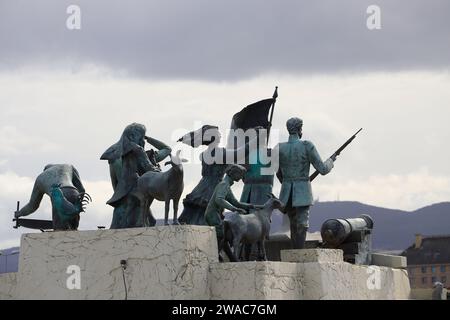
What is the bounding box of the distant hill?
[271,201,450,250]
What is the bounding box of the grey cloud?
[0,0,449,80]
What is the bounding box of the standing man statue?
[275,117,334,249]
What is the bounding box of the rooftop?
[401,234,450,265]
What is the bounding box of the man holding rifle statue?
[275,116,362,249]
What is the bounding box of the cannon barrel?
[321,214,374,247]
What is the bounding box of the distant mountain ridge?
[271,201,450,250]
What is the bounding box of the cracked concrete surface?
[0,273,17,299]
[14,226,218,300]
[209,262,303,300]
[281,249,344,263]
[209,252,410,300]
[0,226,410,300]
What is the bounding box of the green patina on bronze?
[14,164,91,231]
[205,165,257,240]
[276,117,334,249]
[101,123,172,229]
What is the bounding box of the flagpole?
[267,86,278,143]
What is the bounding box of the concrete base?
[210,249,410,300]
[14,226,218,300]
[0,273,17,300]
[265,232,322,261]
[281,249,344,263]
[0,226,411,300]
[371,253,407,269]
[209,262,302,300]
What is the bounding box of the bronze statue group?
[14,90,357,262]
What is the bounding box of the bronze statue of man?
[275,117,334,249]
[205,164,262,261]
[14,164,90,230]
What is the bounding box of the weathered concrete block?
[392,269,412,299]
[209,262,303,300]
[15,226,218,300]
[299,262,410,300]
[265,233,322,261]
[281,249,343,263]
[0,272,17,300]
[208,260,411,300]
[7,225,411,300]
[371,253,407,269]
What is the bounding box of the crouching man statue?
[275,117,334,249]
[205,164,263,261]
[14,164,91,231]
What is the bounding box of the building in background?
[0,247,20,274]
[402,234,450,290]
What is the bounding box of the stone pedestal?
[209,262,302,300]
[296,256,410,300]
[209,249,410,300]
[1,228,411,300]
[15,226,218,300]
[371,253,407,269]
[0,273,17,300]
[281,249,343,263]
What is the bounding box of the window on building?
[421,266,427,273]
[440,265,446,273]
[422,277,427,284]
[431,266,436,273]
[432,276,437,283]
[442,276,447,283]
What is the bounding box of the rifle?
[310,128,363,182]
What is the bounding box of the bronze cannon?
[321,214,374,249]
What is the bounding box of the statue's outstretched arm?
[146,136,172,162]
[15,181,45,217]
[227,191,253,210]
[214,185,240,212]
[215,196,240,212]
[307,141,334,175]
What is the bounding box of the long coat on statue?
[275,134,333,207]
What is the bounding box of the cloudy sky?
[1,0,449,248]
